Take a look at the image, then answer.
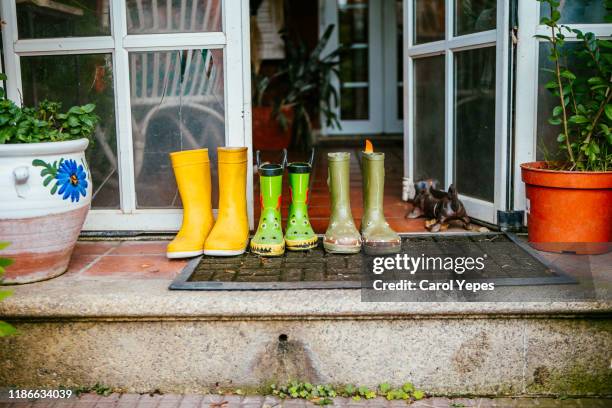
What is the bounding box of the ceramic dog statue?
[407,183,471,232]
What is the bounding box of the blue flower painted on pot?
[56,159,88,202]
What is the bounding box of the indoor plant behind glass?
[0,74,99,283]
[273,24,343,150]
[521,0,612,253]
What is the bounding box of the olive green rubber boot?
[250,151,285,256]
[323,152,362,254]
[285,151,317,251]
[361,152,401,255]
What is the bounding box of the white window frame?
[514,1,612,214]
[0,0,253,231]
[403,0,510,224]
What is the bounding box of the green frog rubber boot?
[285,152,317,251]
[250,153,285,256]
[323,152,362,254]
[361,152,401,255]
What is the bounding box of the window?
[514,0,611,212]
[1,0,252,231]
[404,0,509,223]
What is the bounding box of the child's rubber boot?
[361,151,401,255]
[166,149,214,259]
[285,150,317,251]
[251,150,286,256]
[203,147,249,256]
[323,152,362,254]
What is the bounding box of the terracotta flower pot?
[521,161,612,254]
[0,139,92,283]
[252,106,293,151]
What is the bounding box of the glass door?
[403,0,510,223]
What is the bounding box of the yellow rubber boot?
[166,149,214,259]
[204,147,250,256]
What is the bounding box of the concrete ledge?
[1,277,611,320]
[1,277,611,396]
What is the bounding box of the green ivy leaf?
[413,390,425,400]
[0,321,17,337]
[605,104,612,121]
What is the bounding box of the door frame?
[402,0,511,224]
[0,0,254,231]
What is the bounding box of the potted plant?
[252,72,294,151]
[0,74,99,283]
[521,0,612,254]
[273,24,342,150]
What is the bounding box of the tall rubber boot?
[166,149,214,259]
[285,150,317,251]
[203,147,249,256]
[361,152,401,255]
[323,152,362,254]
[251,150,286,256]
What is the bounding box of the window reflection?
[130,49,225,209]
[455,0,496,36]
[454,47,496,202]
[414,0,445,44]
[17,0,110,39]
[126,0,222,34]
[21,54,120,209]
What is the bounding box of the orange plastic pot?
[521,161,612,254]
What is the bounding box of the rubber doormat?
[169,233,577,291]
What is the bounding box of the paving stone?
[178,395,203,408]
[303,269,324,281]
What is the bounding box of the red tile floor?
[254,142,427,234]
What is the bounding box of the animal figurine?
[406,183,471,232]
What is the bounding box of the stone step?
[1,276,611,397]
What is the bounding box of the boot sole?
[203,245,248,257]
[166,250,204,259]
[250,242,285,257]
[323,241,362,254]
[363,241,402,256]
[285,237,318,251]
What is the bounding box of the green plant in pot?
[273,24,343,150]
[0,74,99,283]
[520,0,612,253]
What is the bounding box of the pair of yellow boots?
[166,147,249,259]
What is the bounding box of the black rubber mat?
[169,233,577,291]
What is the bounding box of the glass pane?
[130,49,225,209]
[540,0,608,24]
[397,0,404,120]
[340,48,369,82]
[340,87,369,120]
[414,56,445,183]
[338,1,368,44]
[454,47,496,202]
[414,0,445,44]
[21,54,119,209]
[455,0,496,36]
[126,0,222,34]
[17,0,110,39]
